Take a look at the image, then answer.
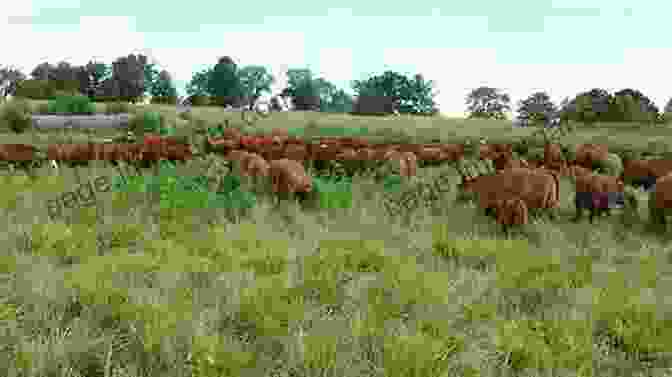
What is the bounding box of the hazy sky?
[2,0,670,117]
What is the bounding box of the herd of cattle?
[2,126,672,233]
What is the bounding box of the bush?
[105,102,131,115]
[0,99,33,133]
[47,94,96,115]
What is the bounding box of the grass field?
[1,100,672,376]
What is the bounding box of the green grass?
[1,100,672,376]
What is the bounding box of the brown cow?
[47,143,92,163]
[440,143,465,162]
[544,143,566,172]
[384,150,418,177]
[244,153,270,178]
[336,147,358,161]
[622,159,657,191]
[574,143,608,169]
[269,159,313,198]
[567,164,592,178]
[643,159,672,180]
[0,144,40,161]
[462,168,560,219]
[283,142,308,161]
[501,158,530,170]
[650,173,672,227]
[494,197,529,234]
[0,144,42,172]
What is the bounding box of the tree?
[94,78,122,101]
[237,65,274,110]
[466,86,511,120]
[281,68,320,110]
[207,56,243,107]
[143,62,160,96]
[611,88,659,123]
[78,61,110,100]
[108,54,148,103]
[30,62,55,81]
[516,91,557,124]
[0,66,26,101]
[186,68,213,96]
[49,61,80,94]
[150,70,178,104]
[352,70,438,115]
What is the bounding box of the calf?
[269,159,313,198]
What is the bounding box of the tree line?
[1,53,671,122]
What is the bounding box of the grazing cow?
[47,144,92,166]
[269,159,313,198]
[494,197,529,234]
[461,168,560,218]
[622,159,657,191]
[567,164,592,178]
[207,136,241,151]
[500,158,530,170]
[574,144,609,169]
[336,147,358,161]
[0,144,42,172]
[642,159,672,180]
[243,153,270,177]
[650,173,672,227]
[440,144,465,162]
[222,128,242,139]
[573,174,625,223]
[384,150,418,177]
[0,144,40,161]
[283,143,309,161]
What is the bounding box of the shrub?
[105,101,131,115]
[0,99,33,133]
[47,94,96,115]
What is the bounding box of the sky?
[2,0,671,118]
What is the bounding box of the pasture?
[1,100,672,376]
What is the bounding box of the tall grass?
[0,101,672,376]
